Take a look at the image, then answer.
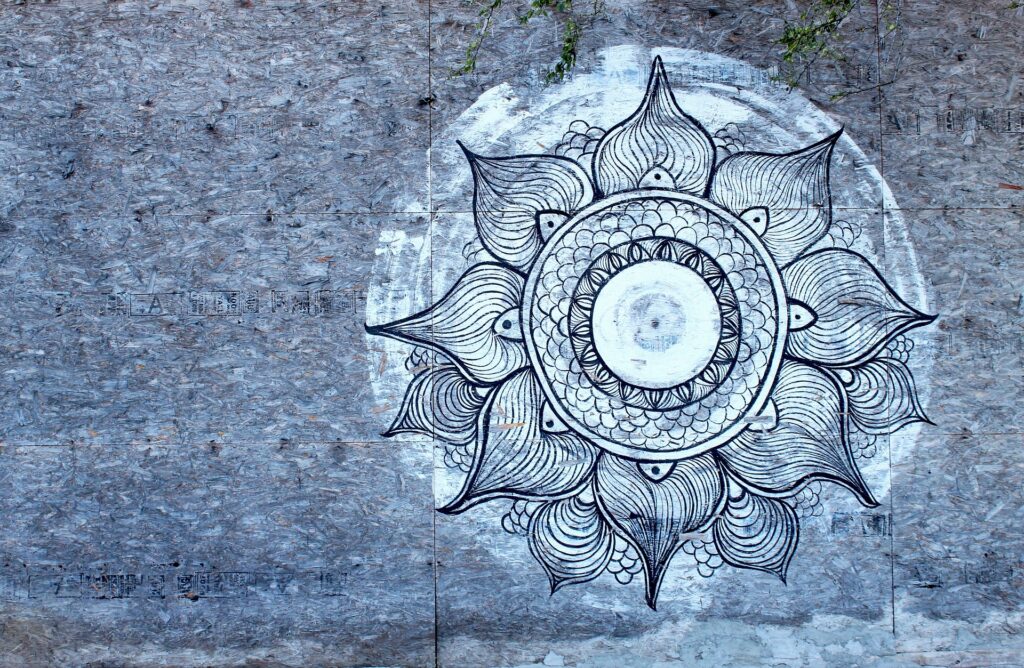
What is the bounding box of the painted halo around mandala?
[365,48,936,610]
[524,190,787,460]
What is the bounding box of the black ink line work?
[367,56,935,609]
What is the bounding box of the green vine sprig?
[451,0,921,96]
[452,0,602,83]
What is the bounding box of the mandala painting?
[367,57,935,609]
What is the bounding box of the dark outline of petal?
[460,142,595,272]
[716,359,878,508]
[594,452,726,609]
[592,56,716,198]
[383,364,488,446]
[713,484,799,583]
[783,248,937,366]
[365,262,529,385]
[440,368,598,514]
[833,357,933,435]
[709,130,841,268]
[528,488,615,593]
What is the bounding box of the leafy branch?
[775,0,858,88]
[451,0,505,78]
[545,15,581,83]
[452,0,886,90]
[452,0,601,83]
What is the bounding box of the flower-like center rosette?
[524,190,787,460]
[568,236,742,410]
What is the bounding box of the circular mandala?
[368,52,936,609]
[524,191,787,460]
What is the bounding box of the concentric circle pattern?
[569,238,741,409]
[524,191,787,460]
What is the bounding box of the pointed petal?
[595,453,725,609]
[710,131,840,267]
[837,357,931,435]
[441,369,598,513]
[366,263,528,384]
[593,56,716,197]
[384,364,487,446]
[529,491,614,592]
[462,144,594,271]
[783,249,935,366]
[717,360,877,506]
[713,484,799,582]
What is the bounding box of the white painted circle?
[591,261,722,390]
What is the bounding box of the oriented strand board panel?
[1,1,1022,666]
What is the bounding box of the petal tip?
[776,547,795,584]
[437,498,472,515]
[890,309,937,346]
[854,482,880,508]
[456,139,476,161]
[365,320,404,342]
[835,443,879,508]
[363,316,426,349]
[810,129,842,159]
[651,55,668,82]
[644,585,660,611]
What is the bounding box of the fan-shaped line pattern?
[441,369,598,513]
[713,488,799,581]
[366,263,528,385]
[464,146,594,271]
[385,364,487,445]
[595,453,724,609]
[710,131,839,267]
[783,249,935,366]
[529,493,614,592]
[841,357,930,434]
[717,360,876,506]
[593,56,715,196]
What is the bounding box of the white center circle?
[591,260,722,389]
